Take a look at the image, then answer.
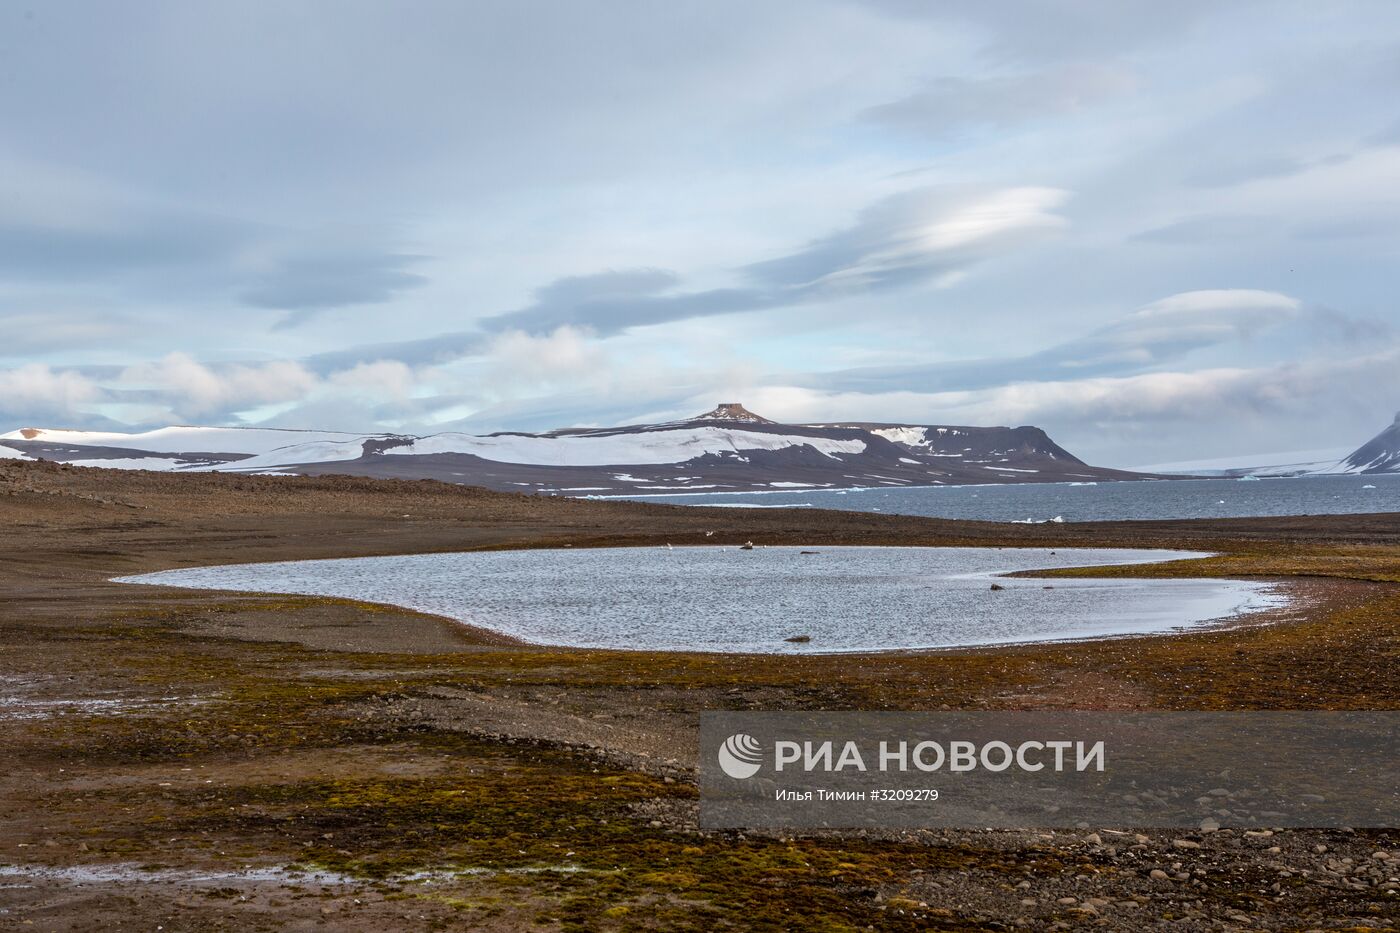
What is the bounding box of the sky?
[2,0,1399,468]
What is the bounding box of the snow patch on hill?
[206,439,370,472]
[871,427,930,447]
[68,457,188,471]
[0,425,369,456]
[384,426,866,466]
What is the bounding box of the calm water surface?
[118,546,1285,654]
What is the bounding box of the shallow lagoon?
[117,546,1286,654]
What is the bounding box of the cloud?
[0,361,123,431]
[309,185,1070,371]
[246,250,428,322]
[0,212,243,281]
[1365,116,1400,147]
[415,325,758,434]
[1183,155,1313,189]
[746,186,1068,294]
[1132,214,1276,244]
[812,289,1302,393]
[24,353,428,428]
[479,268,767,336]
[305,332,490,373]
[858,0,1234,62]
[327,360,419,400]
[484,326,608,387]
[863,64,1135,138]
[1082,289,1301,357]
[531,269,681,305]
[412,288,1331,440]
[304,270,760,373]
[0,310,139,357]
[1303,306,1396,346]
[1035,289,1300,377]
[475,188,1067,340]
[740,346,1400,451]
[0,363,105,425]
[4,1,1396,464]
[1293,216,1400,240]
[118,353,318,420]
[0,186,427,323]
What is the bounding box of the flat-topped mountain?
[693,402,774,423]
[0,404,1157,495]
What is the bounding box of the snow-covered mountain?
[1,403,1157,494]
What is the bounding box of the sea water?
[614,473,1400,522]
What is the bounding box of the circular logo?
[717,733,763,779]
